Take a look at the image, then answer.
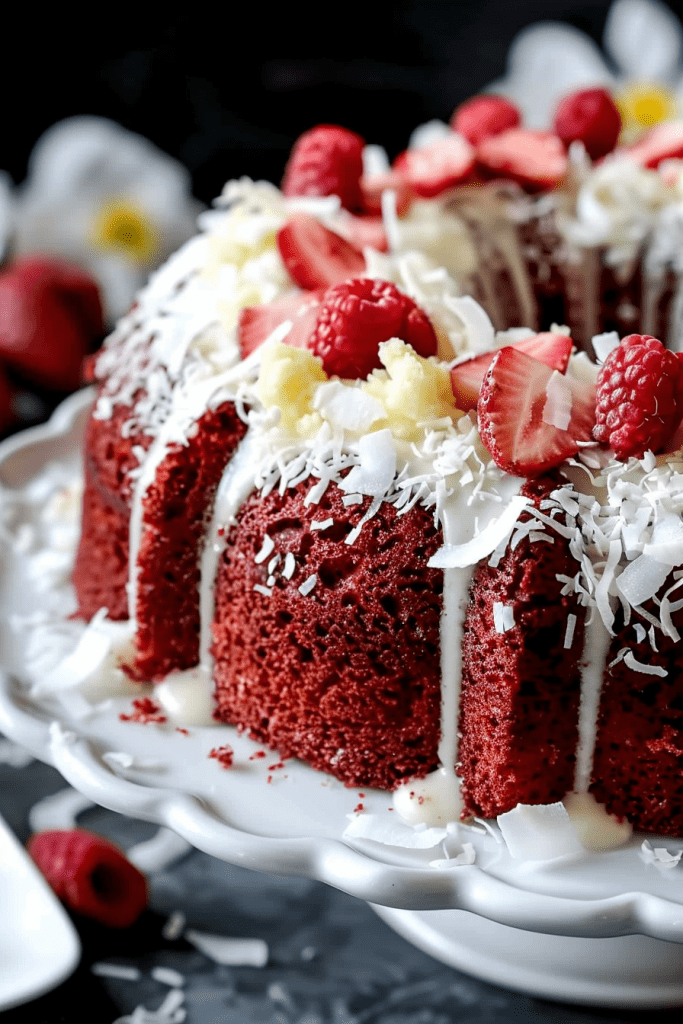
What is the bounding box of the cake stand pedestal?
[372,905,683,1008]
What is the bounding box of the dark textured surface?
[1,743,682,1023]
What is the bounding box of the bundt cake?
[72,100,683,839]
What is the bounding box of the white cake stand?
[1,390,683,1009]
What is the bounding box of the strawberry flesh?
[476,129,568,191]
[277,214,366,290]
[477,347,595,476]
[450,331,573,410]
[624,122,683,169]
[238,289,323,358]
[451,95,521,146]
[392,133,476,199]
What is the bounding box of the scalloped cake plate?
[1,389,683,1008]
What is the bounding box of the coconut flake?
[282,552,296,579]
[313,380,385,433]
[623,651,667,676]
[591,331,620,363]
[338,429,396,497]
[310,518,334,531]
[497,802,584,861]
[616,554,671,607]
[429,842,476,868]
[151,967,185,988]
[493,602,515,633]
[298,574,317,596]
[428,496,530,568]
[543,371,573,430]
[640,839,683,869]
[254,535,274,564]
[563,614,577,649]
[92,963,142,981]
[185,930,269,967]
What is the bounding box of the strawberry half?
[277,214,366,290]
[451,95,521,146]
[392,133,476,199]
[476,129,568,191]
[477,347,596,476]
[451,331,573,411]
[237,289,323,358]
[625,122,683,169]
[28,828,147,929]
[360,169,413,217]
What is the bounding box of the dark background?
[12,0,683,206]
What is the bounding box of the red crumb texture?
[591,575,683,836]
[212,479,443,790]
[458,476,585,819]
[353,803,365,813]
[249,751,266,760]
[132,401,247,680]
[120,697,167,724]
[73,399,153,621]
[209,744,234,769]
[176,727,189,735]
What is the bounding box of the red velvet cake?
[71,106,683,841]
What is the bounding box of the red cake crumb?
[591,576,683,837]
[458,476,585,819]
[119,697,167,724]
[209,744,234,769]
[249,750,266,760]
[175,727,189,735]
[212,478,443,790]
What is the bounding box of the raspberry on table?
[306,277,438,380]
[27,828,148,928]
[592,334,683,460]
[282,124,365,212]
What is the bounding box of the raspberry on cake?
[58,104,683,850]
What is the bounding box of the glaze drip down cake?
[68,95,683,842]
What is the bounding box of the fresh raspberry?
[553,88,621,161]
[297,277,437,380]
[27,828,147,928]
[451,95,521,146]
[593,334,683,459]
[282,124,365,212]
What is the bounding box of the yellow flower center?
[93,201,158,262]
[616,82,679,136]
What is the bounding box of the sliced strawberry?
[237,289,323,358]
[336,213,389,252]
[477,347,596,476]
[450,332,573,411]
[277,214,366,290]
[360,168,413,216]
[624,122,683,169]
[451,95,521,146]
[476,129,568,191]
[392,133,476,199]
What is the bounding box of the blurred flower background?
[1,0,683,437]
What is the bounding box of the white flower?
[13,116,204,324]
[486,0,683,136]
